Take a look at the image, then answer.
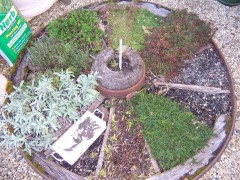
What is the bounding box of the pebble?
[0,0,240,179]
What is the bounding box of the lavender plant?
[0,70,100,154]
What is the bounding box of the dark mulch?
[101,100,154,179]
[51,134,104,177]
[107,57,130,71]
[146,48,232,128]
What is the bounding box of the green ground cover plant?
[141,10,212,75]
[47,8,104,54]
[28,36,90,75]
[0,70,99,154]
[128,92,212,170]
[107,5,161,51]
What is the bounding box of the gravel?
[0,0,240,179]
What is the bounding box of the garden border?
[192,39,237,179]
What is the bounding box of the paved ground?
[0,0,239,179]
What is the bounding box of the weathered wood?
[118,1,171,17]
[87,95,106,112]
[33,152,86,180]
[95,101,116,180]
[12,51,29,86]
[147,114,228,180]
[195,44,213,55]
[145,141,161,174]
[155,81,230,94]
[60,0,71,5]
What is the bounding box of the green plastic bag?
[0,0,31,67]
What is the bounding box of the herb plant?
[129,92,212,170]
[0,70,100,154]
[28,37,90,75]
[47,8,104,54]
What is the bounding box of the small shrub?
[0,70,100,154]
[47,8,104,54]
[129,92,212,170]
[141,10,212,75]
[107,5,161,51]
[28,36,90,75]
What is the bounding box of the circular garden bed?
[0,1,236,180]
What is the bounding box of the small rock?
[98,20,105,32]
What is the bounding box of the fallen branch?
[155,81,230,94]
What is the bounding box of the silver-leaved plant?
[0,70,99,154]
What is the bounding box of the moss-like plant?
[33,162,46,174]
[0,70,100,154]
[141,10,212,75]
[28,36,90,75]
[129,92,212,170]
[107,5,161,51]
[47,8,104,54]
[5,81,13,94]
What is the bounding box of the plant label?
[51,110,106,165]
